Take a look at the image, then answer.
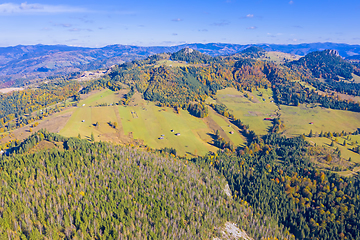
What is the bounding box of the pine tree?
[308,129,313,137]
[91,132,95,142]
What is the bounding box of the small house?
[230,131,234,134]
[309,122,314,125]
[159,137,164,140]
[82,104,85,106]
[161,134,165,136]
[175,133,180,136]
[82,120,85,122]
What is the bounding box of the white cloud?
[289,1,294,4]
[247,26,257,30]
[246,14,254,18]
[0,2,88,14]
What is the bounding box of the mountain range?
[0,42,360,87]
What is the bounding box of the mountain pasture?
[306,136,360,176]
[59,89,225,156]
[280,104,360,136]
[214,88,278,135]
[263,51,301,64]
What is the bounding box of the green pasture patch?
[155,60,188,67]
[59,105,119,141]
[262,51,301,64]
[306,136,360,176]
[307,137,360,162]
[59,107,93,139]
[79,89,124,107]
[208,110,246,147]
[280,104,360,137]
[118,101,217,156]
[6,87,250,155]
[351,73,360,83]
[215,88,278,135]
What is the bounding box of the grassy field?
[352,73,360,83]
[155,60,188,67]
[79,88,126,107]
[261,51,300,64]
[118,102,219,156]
[207,109,246,147]
[280,104,360,136]
[59,89,230,156]
[306,136,360,176]
[155,60,207,68]
[213,88,278,135]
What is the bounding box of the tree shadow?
[207,132,218,140]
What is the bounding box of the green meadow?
[207,109,246,147]
[155,60,188,67]
[59,89,227,156]
[118,102,219,156]
[214,88,278,135]
[306,136,360,176]
[352,73,360,83]
[79,89,125,107]
[280,104,360,136]
[263,51,300,64]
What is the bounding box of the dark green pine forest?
[0,130,292,239]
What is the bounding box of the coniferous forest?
[0,130,292,239]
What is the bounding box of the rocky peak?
[325,49,339,56]
[184,47,194,54]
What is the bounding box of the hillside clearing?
[214,88,278,135]
[280,104,360,136]
[306,136,360,176]
[59,89,227,156]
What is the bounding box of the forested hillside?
[82,48,360,116]
[287,49,355,80]
[0,130,292,239]
[195,133,360,239]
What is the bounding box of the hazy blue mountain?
[0,42,359,87]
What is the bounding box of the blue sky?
[1,0,359,47]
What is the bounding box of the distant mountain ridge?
[0,42,360,87]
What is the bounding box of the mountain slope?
[287,49,355,79]
[0,130,292,239]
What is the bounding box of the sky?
[0,0,359,47]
